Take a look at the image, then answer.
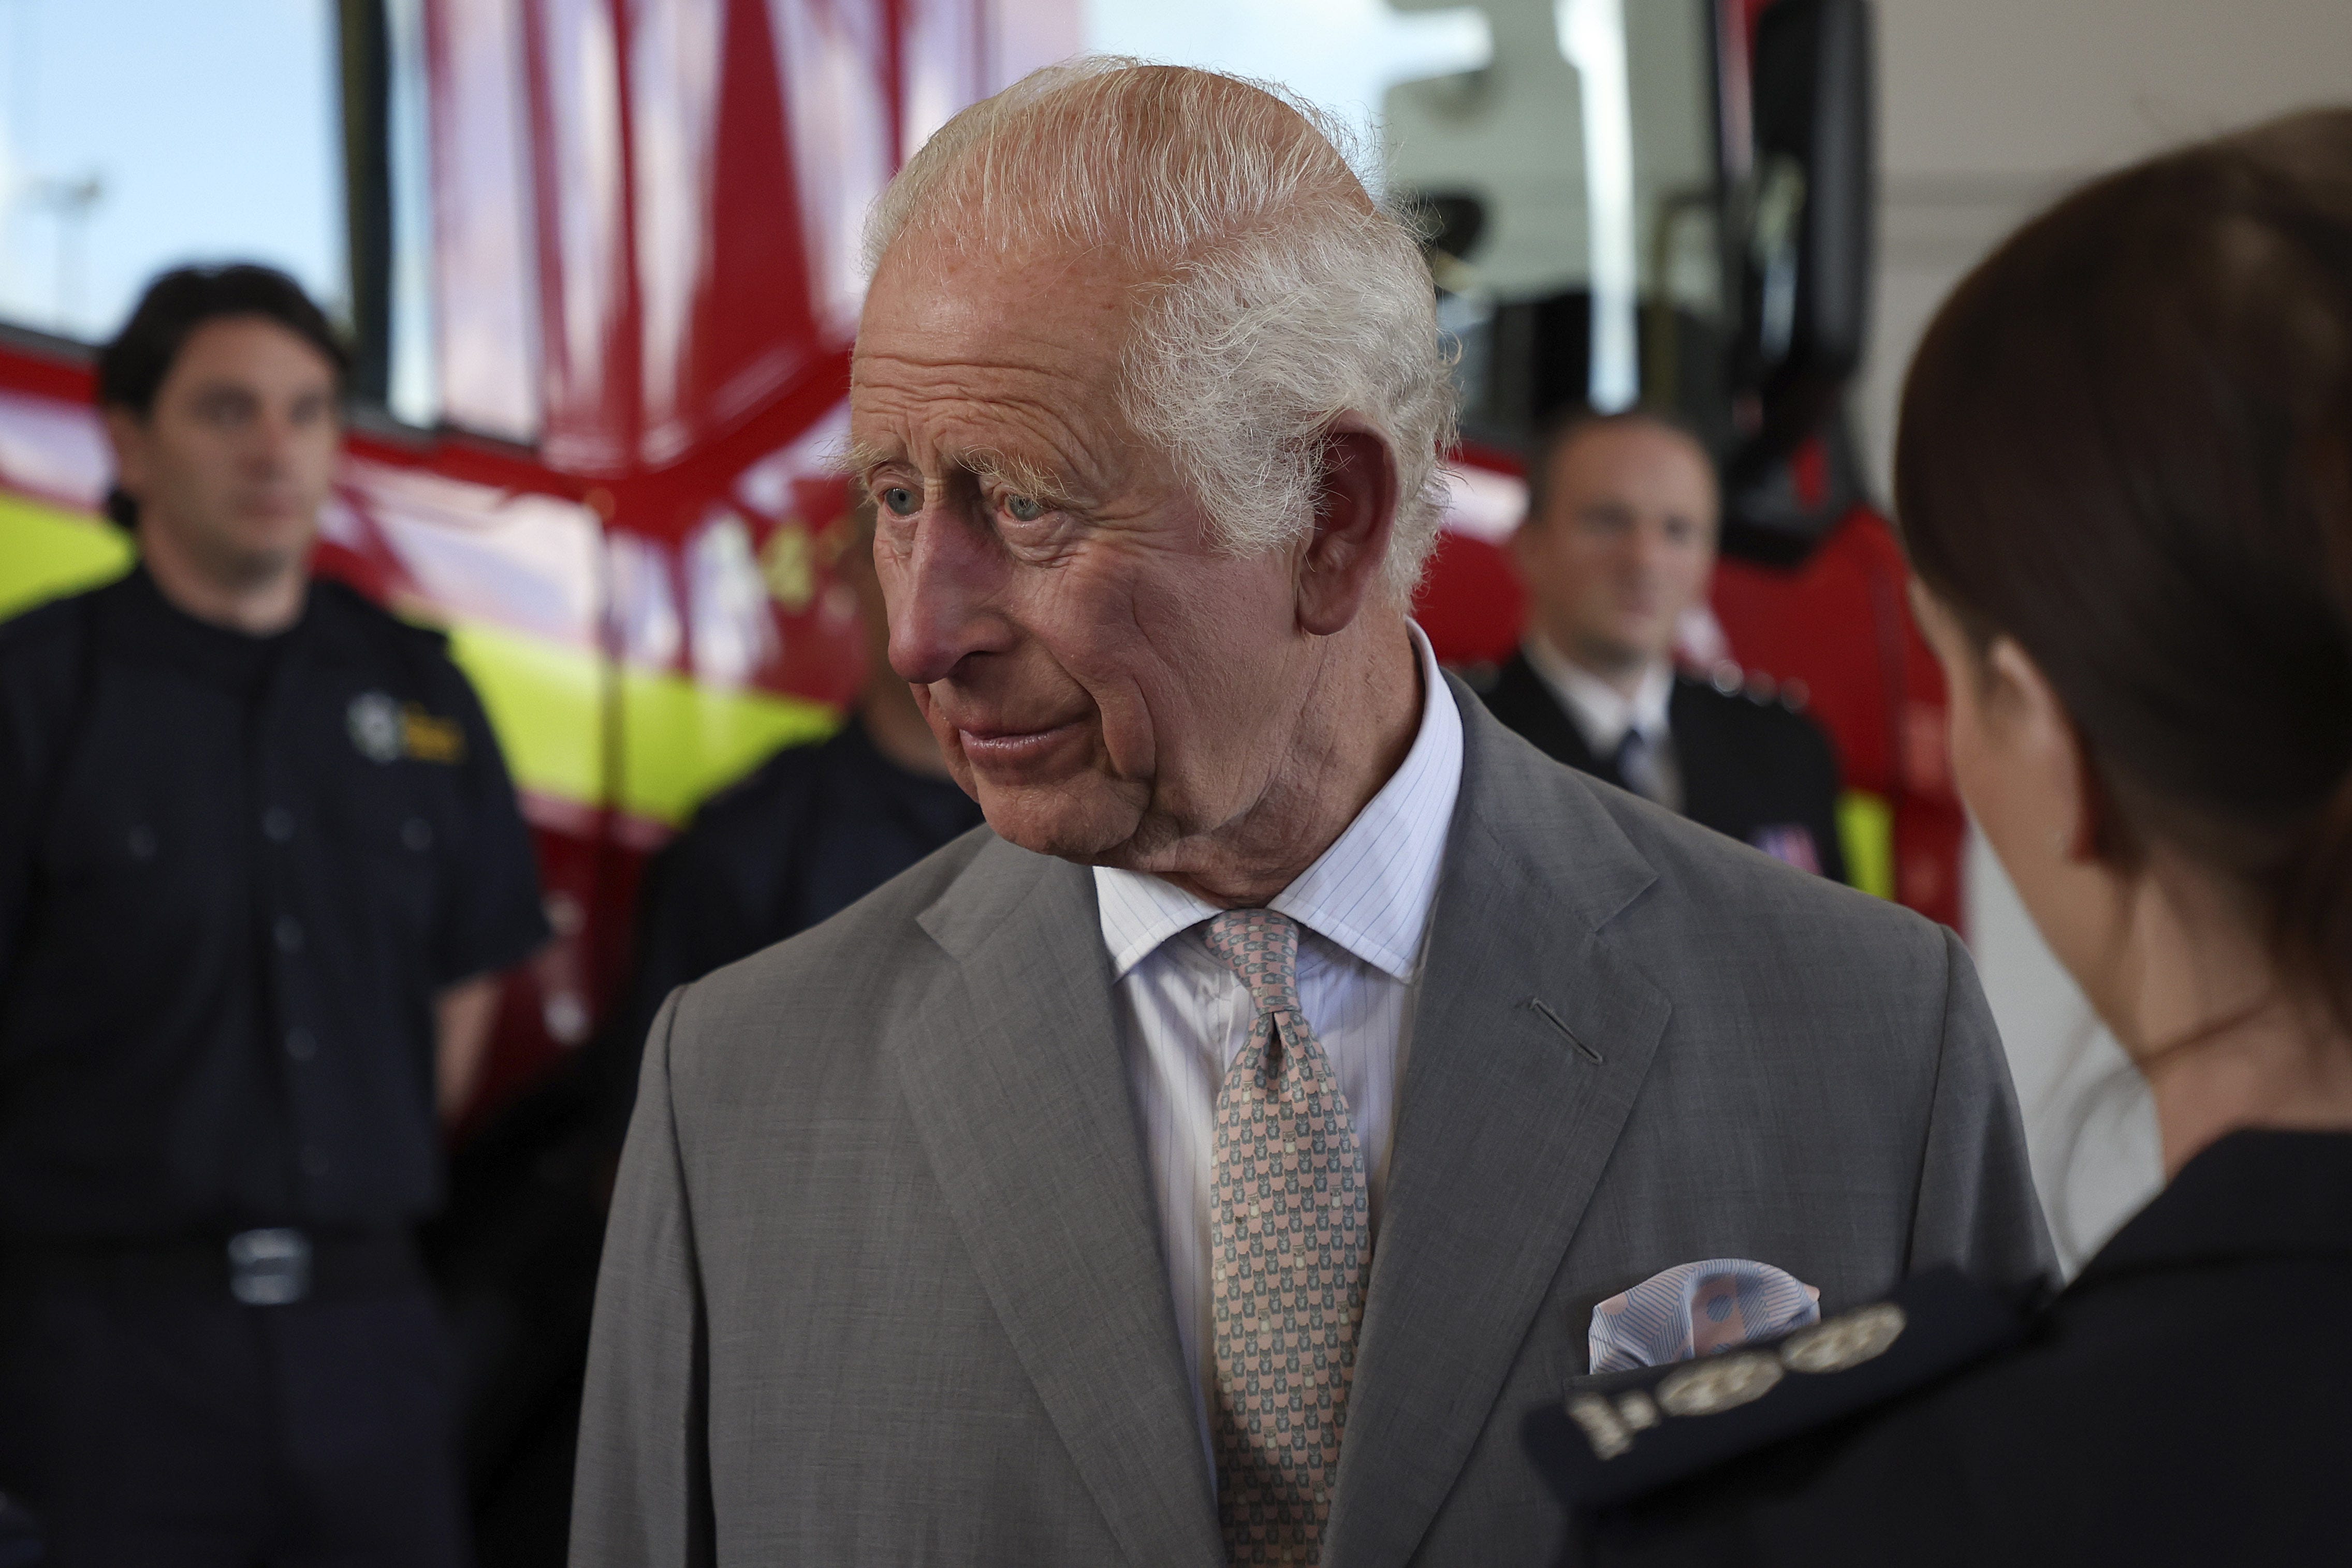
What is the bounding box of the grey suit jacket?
[572,677,2052,1567]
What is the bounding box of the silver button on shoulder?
[227,1228,311,1306]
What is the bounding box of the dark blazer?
[571,676,2050,1566]
[1478,651,1847,884]
[1535,1130,2352,1566]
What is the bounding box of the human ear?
[103,407,151,501]
[1983,635,2107,866]
[1296,418,1400,637]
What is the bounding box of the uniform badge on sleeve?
[1527,1269,2026,1514]
[348,692,468,766]
[1748,824,1822,873]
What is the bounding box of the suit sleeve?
[571,989,716,1568]
[1905,925,2057,1292]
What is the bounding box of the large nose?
[249,404,304,477]
[1625,517,1677,582]
[881,507,1012,686]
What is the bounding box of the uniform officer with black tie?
[1479,406,1847,882]
[0,265,548,1565]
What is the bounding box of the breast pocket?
[320,767,451,960]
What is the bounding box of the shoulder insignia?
[347,690,468,766]
[1526,1268,2024,1514]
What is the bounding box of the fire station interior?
[0,2,2347,1564]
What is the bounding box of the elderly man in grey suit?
[572,60,2050,1568]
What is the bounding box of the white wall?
[1860,0,2352,499]
[1860,0,2352,1270]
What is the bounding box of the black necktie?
[1612,729,1668,805]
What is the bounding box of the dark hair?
[96,263,349,527]
[1897,109,2352,1042]
[1522,403,1715,529]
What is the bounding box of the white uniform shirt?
[1521,631,1682,811]
[1093,624,1464,1448]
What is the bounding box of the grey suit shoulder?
[660,820,1001,1068]
[574,676,2050,1568]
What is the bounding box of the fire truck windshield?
[1089,0,1726,449]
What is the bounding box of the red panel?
[0,1,1007,1129]
[521,0,640,474]
[1713,506,1965,928]
[633,0,821,466]
[1415,531,1526,669]
[423,0,544,443]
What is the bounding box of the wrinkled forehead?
[1550,420,1720,519]
[849,240,1143,473]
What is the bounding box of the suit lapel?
[900,841,1223,1568]
[1485,652,1615,784]
[1325,686,1673,1568]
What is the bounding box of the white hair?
[863,58,1457,606]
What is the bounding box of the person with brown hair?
[1530,107,2352,1564]
[0,266,550,1563]
[1481,406,1847,881]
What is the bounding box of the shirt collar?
[1521,630,1674,756]
[1093,622,1464,983]
[108,563,309,693]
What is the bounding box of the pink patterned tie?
[1202,908,1370,1566]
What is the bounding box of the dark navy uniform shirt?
[1531,1129,2352,1566]
[0,567,548,1241]
[608,716,984,1089]
[597,716,982,1129]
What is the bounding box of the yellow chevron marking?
[0,496,837,826]
[1836,789,1896,900]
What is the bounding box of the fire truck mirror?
[1729,0,1876,499]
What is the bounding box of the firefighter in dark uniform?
[610,495,983,1097]
[425,498,980,1566]
[1526,112,2352,1567]
[1478,406,1847,882]
[0,265,548,1564]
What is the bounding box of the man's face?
[851,242,1311,866]
[1513,420,1718,676]
[106,315,341,585]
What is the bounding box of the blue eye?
[879,486,919,517]
[1005,495,1044,522]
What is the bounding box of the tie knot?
[1202,907,1303,1021]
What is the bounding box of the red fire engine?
[0,0,1956,1132]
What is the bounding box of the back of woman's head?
[1896,108,2352,1039]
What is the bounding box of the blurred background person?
[0,265,547,1566]
[609,495,983,1096]
[1481,407,1848,881]
[423,496,981,1567]
[1546,109,2352,1563]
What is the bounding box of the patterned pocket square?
[1588,1258,1822,1373]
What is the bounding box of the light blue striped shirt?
[1093,623,1465,1445]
